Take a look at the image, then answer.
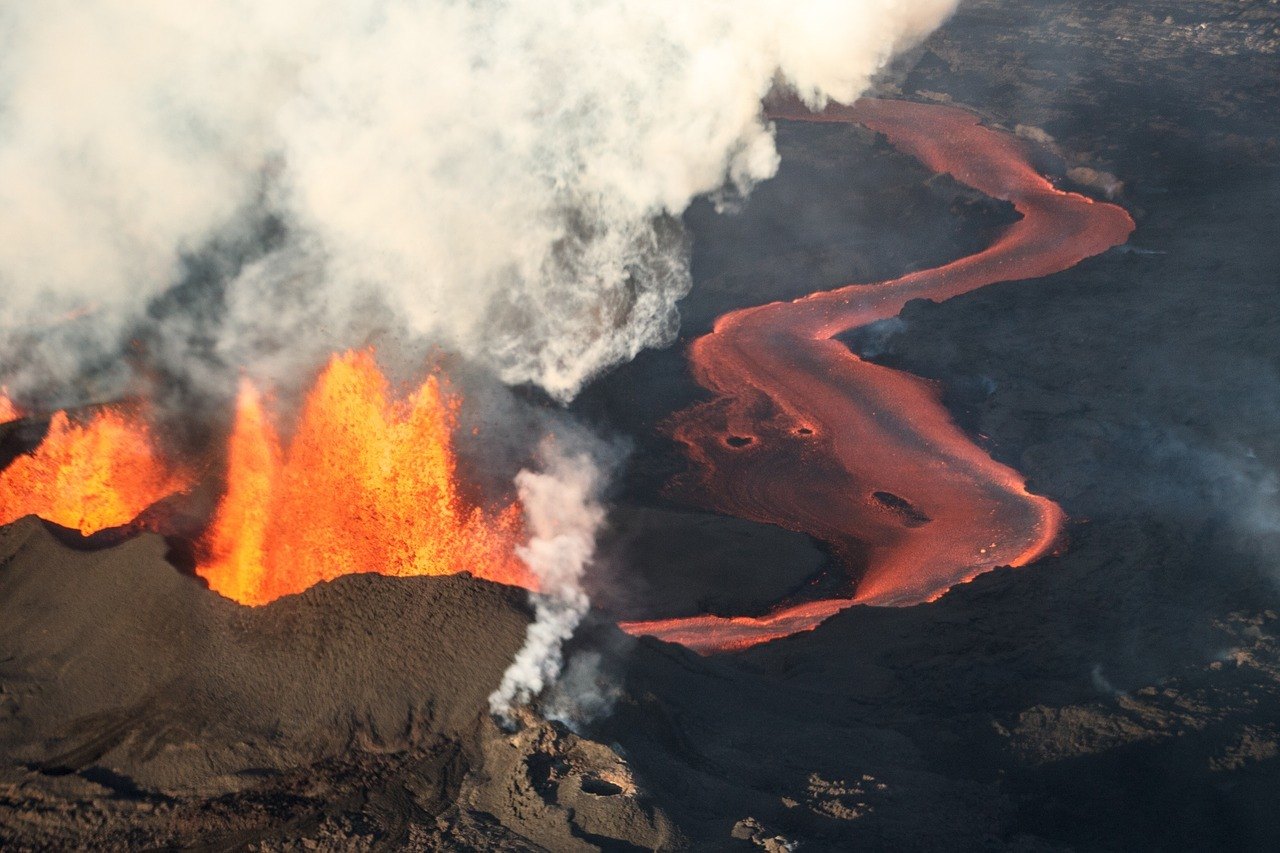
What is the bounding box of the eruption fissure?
[197,350,531,606]
[620,99,1134,654]
[0,351,535,605]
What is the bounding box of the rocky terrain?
[4,0,1280,850]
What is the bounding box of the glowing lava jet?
[197,350,530,605]
[0,354,529,604]
[620,99,1134,653]
[0,391,17,424]
[0,406,192,535]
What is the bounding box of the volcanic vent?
[1,350,532,602]
[198,350,530,604]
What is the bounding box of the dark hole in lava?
[34,518,149,554]
[796,427,814,436]
[871,490,931,527]
[0,416,50,471]
[725,435,753,448]
[580,776,624,797]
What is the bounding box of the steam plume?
[0,1,962,716]
[489,438,609,721]
[0,0,958,401]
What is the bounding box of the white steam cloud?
[490,438,607,721]
[0,0,958,401]
[0,1,960,714]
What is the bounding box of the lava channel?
[620,98,1134,654]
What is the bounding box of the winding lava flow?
[619,99,1134,654]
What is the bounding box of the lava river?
[619,99,1134,654]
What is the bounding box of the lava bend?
[620,99,1134,654]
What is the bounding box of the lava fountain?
[0,352,529,604]
[620,99,1135,653]
[0,406,192,535]
[197,350,531,606]
[0,391,17,424]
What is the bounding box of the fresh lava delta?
[619,99,1134,654]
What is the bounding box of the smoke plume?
[0,1,961,715]
[1149,436,1280,579]
[489,437,610,722]
[0,0,958,402]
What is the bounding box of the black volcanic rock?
[591,504,827,619]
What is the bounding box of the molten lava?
[0,407,192,535]
[0,391,17,424]
[620,99,1134,654]
[198,350,530,606]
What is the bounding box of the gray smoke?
[1154,437,1280,574]
[0,0,958,402]
[0,1,962,715]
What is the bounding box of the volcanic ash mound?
[0,516,533,795]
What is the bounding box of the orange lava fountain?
[0,407,193,535]
[620,99,1134,654]
[197,350,530,606]
[0,391,17,424]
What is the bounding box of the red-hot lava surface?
[620,99,1134,653]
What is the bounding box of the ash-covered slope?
[0,518,678,850]
[0,515,530,794]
